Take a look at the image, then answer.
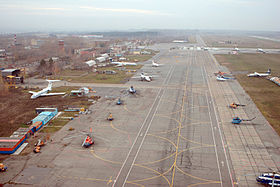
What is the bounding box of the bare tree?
[37,59,47,76]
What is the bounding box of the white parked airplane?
[29,80,65,99]
[133,72,154,82]
[247,69,271,77]
[111,61,137,66]
[152,60,162,67]
[257,48,266,53]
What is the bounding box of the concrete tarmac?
[1,37,280,187]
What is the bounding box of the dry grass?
[51,65,143,84]
[203,35,280,49]
[215,53,280,135]
[0,88,92,137]
[126,54,154,62]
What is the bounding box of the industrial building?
[96,57,106,63]
[1,69,21,77]
[85,60,96,67]
[0,108,57,154]
[1,69,24,84]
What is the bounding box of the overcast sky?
[0,0,279,32]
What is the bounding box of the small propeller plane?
[133,72,155,82]
[29,80,65,99]
[247,69,271,77]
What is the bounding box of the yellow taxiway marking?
[91,149,172,185]
[177,145,214,156]
[170,66,189,187]
[150,121,210,135]
[138,152,176,165]
[147,133,177,148]
[123,105,145,115]
[176,165,220,183]
[110,121,130,134]
[126,181,145,187]
[179,134,214,146]
[131,164,171,186]
[90,150,121,165]
[107,176,113,185]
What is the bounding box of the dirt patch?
[0,88,92,137]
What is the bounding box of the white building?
[96,57,106,63]
[101,53,109,59]
[85,60,96,67]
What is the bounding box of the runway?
[4,37,280,187]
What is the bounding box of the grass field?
[203,35,280,49]
[215,53,280,135]
[58,69,86,76]
[125,54,154,62]
[124,49,158,62]
[51,65,143,84]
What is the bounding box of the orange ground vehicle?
[107,113,114,121]
[33,139,45,153]
[229,102,246,109]
[0,163,7,172]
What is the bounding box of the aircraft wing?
[131,76,141,79]
[123,62,137,66]
[29,91,37,94]
[40,92,65,96]
[248,72,259,77]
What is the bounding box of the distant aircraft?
[233,48,239,51]
[172,40,187,43]
[257,48,266,53]
[152,60,162,67]
[216,75,235,81]
[111,61,137,66]
[133,72,155,82]
[29,80,65,99]
[247,69,271,77]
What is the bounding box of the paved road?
[2,37,280,187]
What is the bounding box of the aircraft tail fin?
[46,80,60,90]
[267,69,271,74]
